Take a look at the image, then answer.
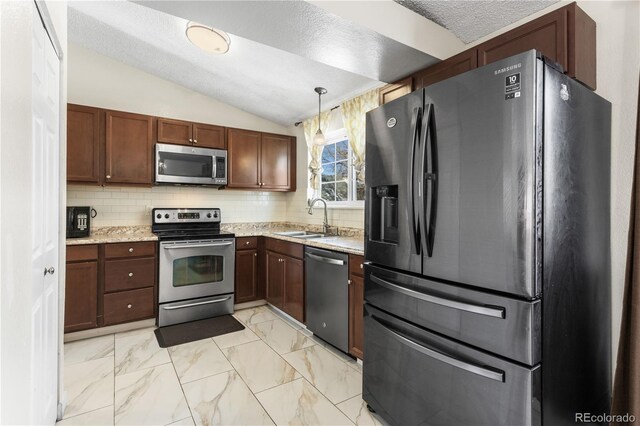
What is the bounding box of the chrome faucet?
[308,198,329,235]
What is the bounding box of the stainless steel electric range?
[152,208,235,327]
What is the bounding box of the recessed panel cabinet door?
[67,104,102,184]
[157,118,192,146]
[64,261,98,333]
[227,128,261,189]
[105,110,153,185]
[283,255,304,323]
[265,250,284,308]
[261,134,294,190]
[193,123,226,149]
[235,249,259,303]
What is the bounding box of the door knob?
[43,267,55,276]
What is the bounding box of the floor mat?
[154,315,245,348]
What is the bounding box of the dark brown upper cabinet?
[227,128,296,192]
[383,1,596,99]
[67,104,103,184]
[414,49,479,90]
[477,2,596,89]
[379,77,413,105]
[157,117,226,149]
[105,110,154,185]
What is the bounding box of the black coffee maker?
[66,207,97,238]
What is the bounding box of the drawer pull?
[245,241,250,245]
[127,304,132,309]
[162,296,231,310]
[370,274,505,319]
[372,315,505,382]
[254,253,257,257]
[128,272,134,277]
[360,263,363,269]
[128,248,134,253]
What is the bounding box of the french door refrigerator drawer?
[363,304,541,426]
[365,264,540,365]
[158,293,234,327]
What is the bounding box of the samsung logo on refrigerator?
[387,118,397,128]
[494,63,522,75]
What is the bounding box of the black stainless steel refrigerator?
[363,50,611,426]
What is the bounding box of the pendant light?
[313,87,328,146]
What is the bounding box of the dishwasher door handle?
[306,252,345,266]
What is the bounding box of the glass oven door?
[159,238,235,303]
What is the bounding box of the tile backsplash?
[67,185,288,227]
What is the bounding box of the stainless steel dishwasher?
[305,246,349,353]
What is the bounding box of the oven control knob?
[156,214,161,219]
[165,214,170,219]
[207,213,212,218]
[213,212,219,218]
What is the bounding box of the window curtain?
[340,89,379,183]
[612,76,640,424]
[303,109,333,194]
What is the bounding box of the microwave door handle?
[212,155,217,179]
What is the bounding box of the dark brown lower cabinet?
[265,238,305,323]
[235,248,259,303]
[64,260,98,333]
[64,241,157,333]
[348,254,365,359]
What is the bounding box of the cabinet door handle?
[193,139,197,144]
[347,279,351,285]
[254,253,258,257]
[127,304,132,309]
[128,272,134,277]
[128,248,134,253]
[360,263,363,269]
[106,175,111,179]
[189,138,193,143]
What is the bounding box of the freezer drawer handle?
[161,296,231,310]
[370,274,505,319]
[372,314,505,382]
[306,252,345,266]
[163,242,233,250]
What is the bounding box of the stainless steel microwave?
[155,143,227,186]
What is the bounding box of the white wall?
[67,43,293,226]
[0,1,67,423]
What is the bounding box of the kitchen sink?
[273,231,326,239]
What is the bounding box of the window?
[319,128,364,204]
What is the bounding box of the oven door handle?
[161,296,231,310]
[163,242,233,250]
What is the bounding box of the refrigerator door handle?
[422,103,438,257]
[408,106,422,254]
[370,274,505,318]
[371,314,505,382]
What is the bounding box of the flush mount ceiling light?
[186,21,230,54]
[313,87,328,146]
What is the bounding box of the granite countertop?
[66,226,157,246]
[66,222,364,255]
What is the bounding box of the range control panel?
[152,208,221,224]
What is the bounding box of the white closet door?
[30,4,60,424]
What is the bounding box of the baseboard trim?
[63,318,156,342]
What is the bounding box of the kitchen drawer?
[365,263,541,365]
[104,241,156,259]
[67,244,98,262]
[363,304,541,426]
[104,258,156,293]
[349,254,365,277]
[236,236,258,250]
[103,287,155,326]
[265,237,303,259]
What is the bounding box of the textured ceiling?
[68,1,439,125]
[395,0,559,43]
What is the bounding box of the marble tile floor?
[57,305,388,426]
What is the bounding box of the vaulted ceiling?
[68,1,559,126]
